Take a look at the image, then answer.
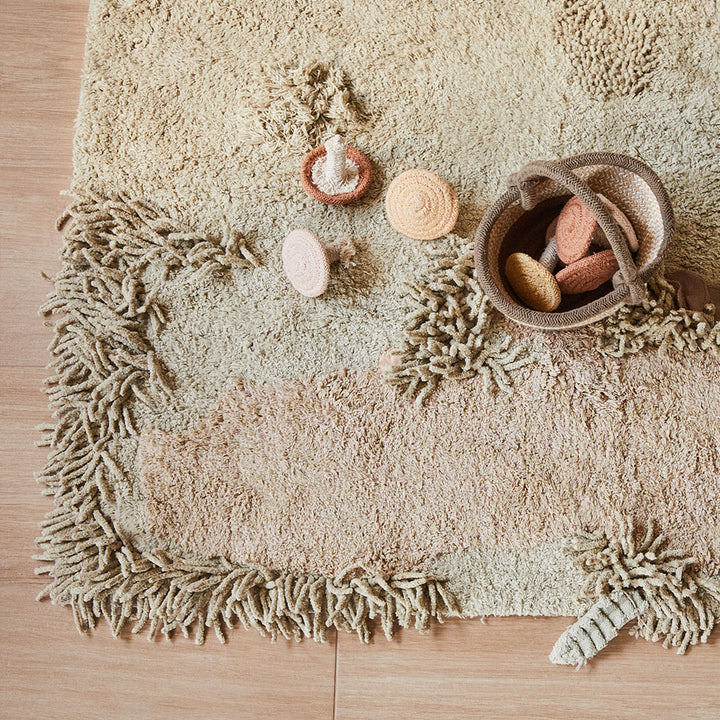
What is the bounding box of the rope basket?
[474,153,674,330]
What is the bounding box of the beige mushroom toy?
[300,134,372,205]
[282,229,355,297]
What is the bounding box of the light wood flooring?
[1,2,718,718]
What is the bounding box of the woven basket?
[474,153,674,330]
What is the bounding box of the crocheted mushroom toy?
[377,347,404,373]
[282,229,355,297]
[385,169,459,240]
[300,134,372,205]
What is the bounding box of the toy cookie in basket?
[474,153,674,330]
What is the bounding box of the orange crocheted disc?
[555,196,597,264]
[555,249,620,295]
[300,145,372,205]
[385,169,459,240]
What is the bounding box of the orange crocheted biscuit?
[594,194,638,252]
[505,252,561,312]
[555,249,619,295]
[555,196,597,264]
[556,195,638,264]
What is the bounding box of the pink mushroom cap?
[282,229,331,297]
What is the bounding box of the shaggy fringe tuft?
[592,274,720,357]
[36,548,459,644]
[36,192,457,643]
[567,517,720,655]
[386,237,549,403]
[238,60,370,151]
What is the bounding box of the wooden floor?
[1,3,718,718]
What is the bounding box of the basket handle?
[507,159,646,304]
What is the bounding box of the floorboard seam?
[332,631,339,720]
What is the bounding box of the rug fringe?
[39,544,459,644]
[36,192,458,643]
[385,236,549,403]
[592,274,720,357]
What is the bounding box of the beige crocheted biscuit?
[505,252,561,312]
[385,169,459,240]
[555,249,620,295]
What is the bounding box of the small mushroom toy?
[377,347,404,373]
[300,134,372,205]
[282,229,355,297]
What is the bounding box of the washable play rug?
[38,0,720,666]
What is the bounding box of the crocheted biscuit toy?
[555,194,637,264]
[505,251,561,312]
[385,169,459,240]
[555,248,620,295]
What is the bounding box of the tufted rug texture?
[37,0,720,664]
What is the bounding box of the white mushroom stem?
[545,217,558,246]
[539,238,559,271]
[325,234,356,268]
[324,134,349,186]
[311,135,360,196]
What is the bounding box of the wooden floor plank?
[2,2,719,719]
[334,618,720,720]
[0,367,54,581]
[0,0,84,366]
[0,581,337,720]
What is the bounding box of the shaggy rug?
[38,0,720,665]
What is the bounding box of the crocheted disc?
[594,194,639,252]
[301,145,372,205]
[282,229,330,297]
[556,195,638,264]
[555,196,597,264]
[555,249,620,295]
[505,252,561,312]
[385,169,459,240]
